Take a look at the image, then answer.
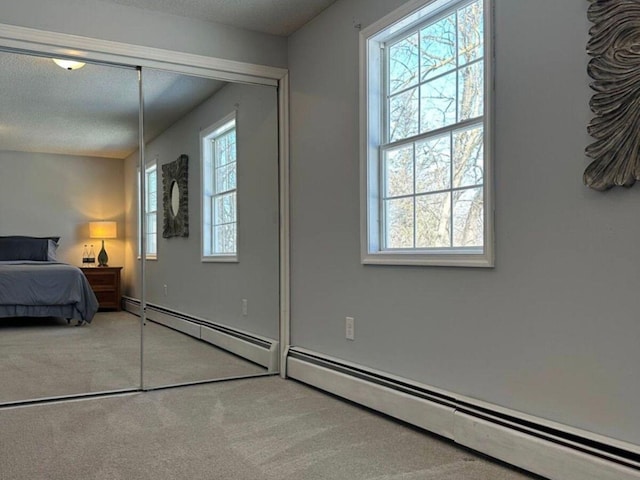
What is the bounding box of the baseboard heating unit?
[286,347,640,480]
[122,296,279,371]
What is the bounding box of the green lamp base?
[98,239,109,267]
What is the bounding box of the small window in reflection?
[201,112,237,261]
[138,161,158,259]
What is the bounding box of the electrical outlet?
[242,299,248,316]
[345,317,355,340]
[163,284,168,296]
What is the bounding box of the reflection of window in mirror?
[201,112,238,261]
[138,161,158,259]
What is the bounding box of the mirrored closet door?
[0,50,142,404]
[139,68,281,389]
[0,48,282,406]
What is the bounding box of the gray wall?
[125,81,279,339]
[0,150,125,266]
[288,0,640,445]
[1,0,287,68]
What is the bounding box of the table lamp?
[89,221,117,267]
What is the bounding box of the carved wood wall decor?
[162,154,189,238]
[585,0,640,191]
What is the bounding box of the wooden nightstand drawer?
[95,290,118,307]
[81,267,122,311]
[84,271,117,287]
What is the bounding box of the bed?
[0,236,99,324]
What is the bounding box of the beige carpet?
[0,377,543,480]
[0,312,266,404]
[143,318,266,388]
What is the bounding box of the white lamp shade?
[89,221,117,239]
[52,58,86,70]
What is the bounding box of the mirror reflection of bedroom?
[0,50,141,404]
[0,50,280,405]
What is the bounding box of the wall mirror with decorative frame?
[162,154,189,238]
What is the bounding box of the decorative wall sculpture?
[585,0,640,191]
[162,154,189,238]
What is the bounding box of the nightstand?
[81,267,122,311]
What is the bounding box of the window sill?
[137,256,158,261]
[361,251,494,268]
[202,255,238,263]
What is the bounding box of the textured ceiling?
[0,0,331,159]
[99,0,338,36]
[0,51,226,159]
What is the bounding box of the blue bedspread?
[0,261,99,322]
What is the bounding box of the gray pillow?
[0,236,60,261]
[47,238,60,261]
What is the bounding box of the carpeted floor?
[0,312,266,404]
[0,376,542,480]
[143,317,266,388]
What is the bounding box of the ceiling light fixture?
[52,58,86,71]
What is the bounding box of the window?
[361,0,493,267]
[145,163,158,257]
[201,113,238,261]
[138,161,157,259]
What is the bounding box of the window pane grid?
[388,59,466,100]
[213,161,237,194]
[144,164,157,256]
[381,130,483,250]
[386,56,483,141]
[213,223,237,254]
[212,191,237,227]
[384,0,479,54]
[380,0,484,253]
[203,121,237,257]
[212,129,236,168]
[385,0,484,144]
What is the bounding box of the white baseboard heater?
[122,297,279,371]
[286,347,640,480]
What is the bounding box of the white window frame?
[200,112,239,262]
[360,0,494,267]
[138,160,158,260]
